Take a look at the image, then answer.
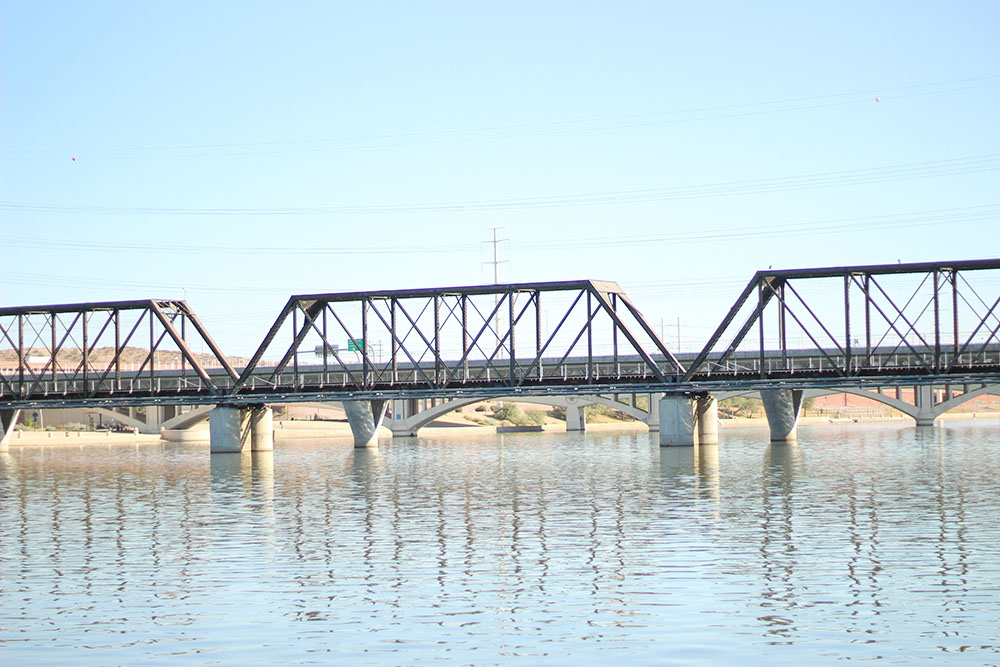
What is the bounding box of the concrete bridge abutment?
[659,394,718,446]
[209,405,274,453]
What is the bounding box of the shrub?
[524,409,546,425]
[490,402,545,426]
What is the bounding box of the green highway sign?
[347,338,364,352]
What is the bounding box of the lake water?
[2,421,1000,665]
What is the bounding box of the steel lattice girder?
[684,258,1000,381]
[231,279,684,395]
[0,299,237,402]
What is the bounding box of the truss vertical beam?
[844,274,852,374]
[758,280,767,378]
[933,269,942,371]
[18,314,24,395]
[114,309,121,390]
[508,289,515,384]
[952,269,960,362]
[864,273,872,367]
[388,299,397,383]
[534,290,542,380]
[362,299,370,388]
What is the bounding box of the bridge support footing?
[760,389,803,442]
[1,408,21,452]
[659,394,717,446]
[209,405,273,453]
[343,400,388,448]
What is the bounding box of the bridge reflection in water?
[3,425,997,661]
[2,259,999,451]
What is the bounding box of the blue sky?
[2,1,998,356]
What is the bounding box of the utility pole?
[483,228,509,355]
[482,227,509,284]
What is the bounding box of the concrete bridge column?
[389,398,419,437]
[641,392,661,431]
[760,389,804,442]
[343,400,388,448]
[209,405,248,453]
[914,385,937,426]
[209,405,273,453]
[564,398,586,432]
[1,409,21,452]
[659,394,717,446]
[696,395,718,445]
[250,406,273,451]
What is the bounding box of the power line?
[1,202,995,258]
[5,74,998,160]
[3,153,998,217]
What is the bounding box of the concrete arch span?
[160,406,213,431]
[933,384,1000,415]
[388,394,655,437]
[87,407,146,431]
[801,385,1000,425]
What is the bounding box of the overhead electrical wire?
[4,74,998,160]
[1,203,996,257]
[2,154,998,218]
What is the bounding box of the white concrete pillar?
[565,403,587,432]
[760,389,804,442]
[645,392,662,430]
[342,399,388,448]
[659,395,698,446]
[389,398,419,437]
[695,395,718,445]
[250,406,273,451]
[209,405,249,453]
[914,385,936,426]
[0,409,21,452]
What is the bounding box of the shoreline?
[5,411,997,447]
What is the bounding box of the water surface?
[2,421,1000,664]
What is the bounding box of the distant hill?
[0,347,249,368]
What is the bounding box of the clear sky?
[2,1,998,357]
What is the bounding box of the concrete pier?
[659,394,718,446]
[914,385,937,426]
[0,408,20,452]
[209,405,246,453]
[564,398,587,432]
[760,389,804,442]
[343,400,388,448]
[250,406,273,451]
[209,405,273,453]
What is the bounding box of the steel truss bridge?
[2,259,1000,411]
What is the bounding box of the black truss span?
[2,260,1000,410]
[684,258,1000,383]
[0,299,237,405]
[230,279,684,396]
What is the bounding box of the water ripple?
[2,423,1000,663]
